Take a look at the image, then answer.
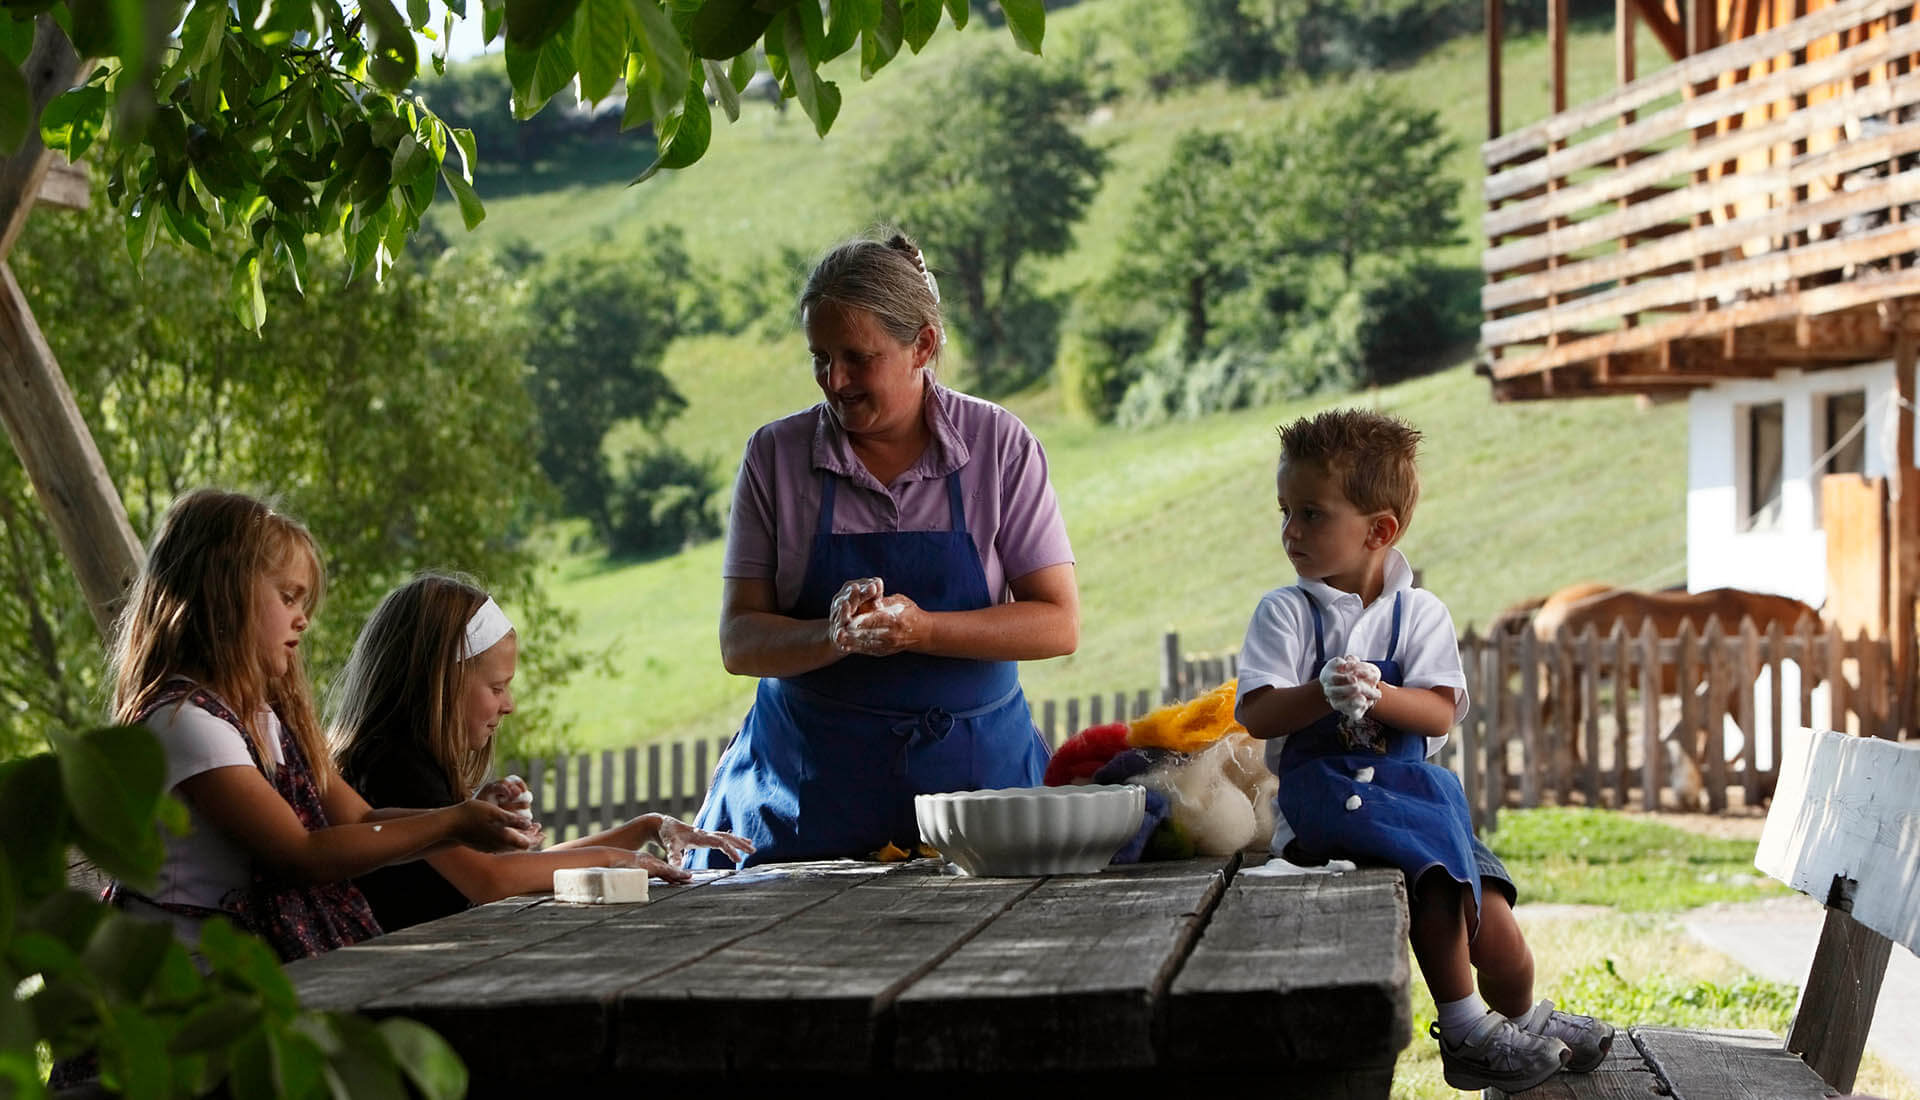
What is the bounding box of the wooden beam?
[1487,0,1502,140]
[1893,325,1917,737]
[0,18,136,639]
[0,263,141,636]
[1631,0,1689,60]
[1688,0,1716,54]
[1552,0,1569,114]
[35,155,87,211]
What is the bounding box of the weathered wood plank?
[1631,1026,1831,1099]
[1164,867,1409,1070]
[1756,726,1920,955]
[1486,1036,1660,1098]
[616,861,1034,1074]
[890,859,1232,1073]
[1785,905,1893,1093]
[359,862,896,1081]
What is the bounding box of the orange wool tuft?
[1126,680,1245,753]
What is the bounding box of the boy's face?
[1276,459,1393,593]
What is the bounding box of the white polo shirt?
[1233,548,1470,779]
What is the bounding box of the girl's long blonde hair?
[328,573,498,798]
[111,488,331,790]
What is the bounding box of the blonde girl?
[108,490,538,961]
[330,573,751,931]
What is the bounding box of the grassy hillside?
[451,5,1693,752]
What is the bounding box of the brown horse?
[1521,583,1820,807]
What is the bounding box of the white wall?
[1686,361,1897,607]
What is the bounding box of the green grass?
[1488,808,1789,911]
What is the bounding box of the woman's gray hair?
[799,228,945,366]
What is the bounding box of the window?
[1741,401,1784,532]
[1820,389,1867,477]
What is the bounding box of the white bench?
[1494,726,1920,1099]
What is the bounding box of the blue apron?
[1275,588,1483,926]
[689,469,1048,868]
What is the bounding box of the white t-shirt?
[138,694,286,945]
[1233,548,1470,779]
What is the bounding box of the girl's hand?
[839,594,928,657]
[828,577,885,653]
[457,799,542,852]
[656,817,757,868]
[475,775,533,812]
[613,849,694,883]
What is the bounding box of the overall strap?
[817,469,839,532]
[1296,588,1326,667]
[944,470,966,531]
[1385,591,1405,662]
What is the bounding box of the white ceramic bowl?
[914,784,1146,877]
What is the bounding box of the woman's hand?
[656,817,757,867]
[456,799,542,853]
[828,576,885,653]
[839,594,929,657]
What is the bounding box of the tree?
[1256,81,1461,283]
[869,49,1104,392]
[1,1,1052,332]
[1115,129,1246,361]
[0,201,588,761]
[522,237,692,543]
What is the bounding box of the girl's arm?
[552,814,755,865]
[177,765,536,886]
[418,845,681,904]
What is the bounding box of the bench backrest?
[1756,726,1920,954]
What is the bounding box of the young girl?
[330,573,753,931]
[108,489,539,962]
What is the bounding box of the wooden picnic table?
[285,856,1411,1095]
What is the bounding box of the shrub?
[604,443,723,559]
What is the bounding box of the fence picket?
[1765,620,1785,801]
[1518,629,1540,808]
[1639,620,1661,811]
[1090,694,1104,727]
[1698,618,1726,814]
[1610,623,1630,808]
[1736,620,1759,801]
[623,746,638,819]
[551,755,569,838]
[1579,625,1600,807]
[1553,625,1575,805]
[1460,629,1484,831]
[574,755,591,838]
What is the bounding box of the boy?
[1233,409,1612,1093]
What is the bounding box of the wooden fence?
[508,621,1890,841]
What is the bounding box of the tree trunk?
[1185,274,1208,360]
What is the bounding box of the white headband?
[920,263,947,347]
[461,597,514,660]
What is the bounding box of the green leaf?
[97,1001,170,1100]
[702,58,738,122]
[231,248,265,332]
[824,0,874,59]
[408,0,431,26]
[0,755,69,899]
[170,995,262,1055]
[276,220,309,294]
[269,1026,330,1100]
[321,1015,406,1100]
[511,32,578,119]
[728,50,755,94]
[81,910,179,1002]
[0,964,31,1054]
[942,0,966,29]
[505,0,583,48]
[450,127,478,182]
[199,918,298,1019]
[180,2,225,72]
[781,8,837,138]
[389,133,432,185]
[630,0,689,98]
[483,1,505,43]
[689,0,773,60]
[441,169,485,230]
[631,76,709,183]
[227,1026,276,1100]
[999,0,1043,53]
[0,850,13,947]
[362,0,420,91]
[378,1018,467,1100]
[794,0,826,58]
[47,725,167,887]
[39,84,107,161]
[572,0,628,102]
[860,0,901,79]
[900,0,938,52]
[0,56,28,154]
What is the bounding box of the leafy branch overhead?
[0,0,1047,330]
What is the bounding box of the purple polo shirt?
[723,382,1075,612]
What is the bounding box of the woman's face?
[806,301,933,438]
[460,632,517,752]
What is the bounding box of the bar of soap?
[553,867,650,904]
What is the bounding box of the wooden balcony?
[1482,0,1920,400]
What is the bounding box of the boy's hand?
[1320,656,1383,723]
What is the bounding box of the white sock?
[1436,993,1491,1044]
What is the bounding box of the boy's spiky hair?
[1277,409,1423,533]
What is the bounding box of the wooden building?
[1483,0,1920,733]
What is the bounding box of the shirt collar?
[1296,547,1415,611]
[810,379,970,485]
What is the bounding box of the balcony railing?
[1482,0,1920,399]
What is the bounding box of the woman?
[690,230,1080,868]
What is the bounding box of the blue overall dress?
[689,469,1049,868]
[1275,588,1483,925]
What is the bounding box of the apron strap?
[817,469,839,532]
[944,470,965,532]
[1297,588,1327,668]
[1385,590,1404,662]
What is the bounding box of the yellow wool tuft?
[1127,680,1245,753]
